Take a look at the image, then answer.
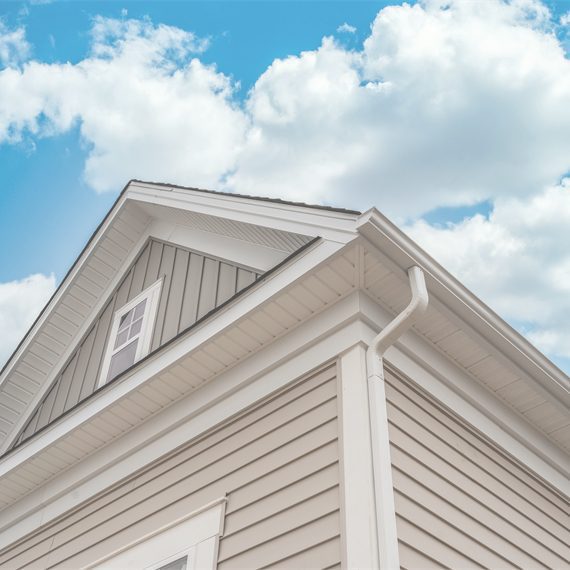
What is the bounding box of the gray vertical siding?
[13,239,259,447]
[0,364,341,569]
[385,368,570,570]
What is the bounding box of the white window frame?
[87,497,226,570]
[98,278,163,388]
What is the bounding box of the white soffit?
[1,187,568,514]
[0,238,568,520]
[0,241,358,512]
[358,218,570,453]
[0,182,356,452]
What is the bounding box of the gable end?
[11,238,260,448]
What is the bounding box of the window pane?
[107,339,138,382]
[133,298,147,320]
[129,317,143,339]
[114,328,129,349]
[118,308,134,331]
[156,556,187,570]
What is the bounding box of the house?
[0,179,567,569]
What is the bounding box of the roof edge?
[357,208,570,401]
[0,183,132,384]
[129,179,362,216]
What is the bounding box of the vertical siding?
[385,368,570,570]
[12,240,259,447]
[0,364,341,570]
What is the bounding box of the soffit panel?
[0,246,358,511]
[136,202,313,253]
[0,194,320,451]
[363,244,570,453]
[0,202,151,448]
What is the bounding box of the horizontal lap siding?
[385,369,570,570]
[12,240,259,447]
[0,364,341,569]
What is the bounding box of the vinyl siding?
[0,364,341,569]
[12,239,259,447]
[386,368,570,570]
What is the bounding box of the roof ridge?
[130,179,362,216]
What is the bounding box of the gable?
[11,238,259,448]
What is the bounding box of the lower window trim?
[86,496,227,570]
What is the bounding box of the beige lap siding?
[385,367,570,570]
[0,364,341,569]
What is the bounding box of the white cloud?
[0,1,569,369]
[337,23,357,34]
[230,0,569,218]
[1,2,568,212]
[0,17,246,192]
[406,179,570,359]
[0,21,30,67]
[0,273,56,367]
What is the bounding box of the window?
[99,279,162,387]
[89,497,226,570]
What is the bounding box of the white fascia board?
[127,183,358,244]
[1,290,566,545]
[0,293,368,547]
[0,238,344,480]
[0,194,130,393]
[0,226,152,454]
[0,208,318,453]
[358,291,570,490]
[357,211,570,407]
[0,196,141,454]
[148,219,289,272]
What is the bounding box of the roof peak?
[129,179,362,217]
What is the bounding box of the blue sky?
[0,0,569,374]
[0,0,388,281]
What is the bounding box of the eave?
[0,189,567,537]
[0,181,360,452]
[358,209,570,451]
[0,233,568,543]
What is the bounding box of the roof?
[131,179,362,216]
[0,179,567,465]
[0,180,359,379]
[0,180,568,525]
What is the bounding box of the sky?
[0,0,569,375]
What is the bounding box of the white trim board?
[0,302,366,548]
[1,292,567,548]
[0,237,342,478]
[337,344,379,569]
[127,184,358,244]
[87,497,226,570]
[357,292,569,488]
[147,219,288,272]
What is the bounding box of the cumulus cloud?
[0,1,569,368]
[0,17,247,192]
[0,274,56,367]
[1,2,568,214]
[0,21,30,67]
[407,179,570,359]
[230,0,570,216]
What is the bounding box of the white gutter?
[367,265,429,569]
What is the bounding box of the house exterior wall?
[0,363,341,569]
[12,239,259,447]
[385,367,570,569]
